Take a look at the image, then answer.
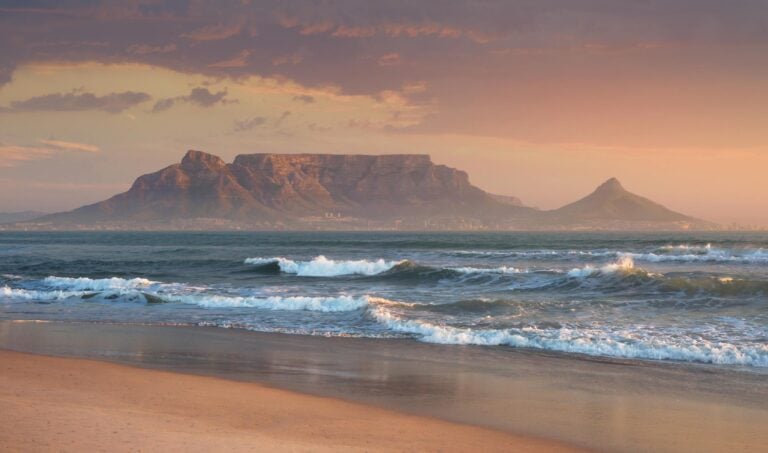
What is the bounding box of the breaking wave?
[245,255,403,277]
[368,305,768,367]
[627,245,768,264]
[3,270,766,367]
[566,256,638,278]
[42,276,156,291]
[170,294,370,312]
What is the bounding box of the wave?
[168,293,370,312]
[1,275,376,312]
[245,255,402,277]
[42,276,156,291]
[455,245,768,264]
[1,286,86,301]
[368,305,768,367]
[566,256,638,278]
[451,266,523,275]
[628,247,768,264]
[550,257,768,297]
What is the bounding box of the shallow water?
[1,231,766,367]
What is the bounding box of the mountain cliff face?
[35,151,713,230]
[43,150,530,226]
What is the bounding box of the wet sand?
[0,349,576,452]
[1,321,767,452]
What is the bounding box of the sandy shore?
[0,349,581,452]
[1,321,767,452]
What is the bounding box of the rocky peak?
[180,150,226,173]
[594,177,625,195]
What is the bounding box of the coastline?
[1,321,767,452]
[1,349,574,452]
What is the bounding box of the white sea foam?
[629,245,768,264]
[1,286,84,301]
[42,276,156,291]
[172,293,370,312]
[369,305,768,367]
[566,256,636,278]
[245,255,402,276]
[451,266,523,275]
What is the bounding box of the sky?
[1,0,767,226]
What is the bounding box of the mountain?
[549,177,707,228]
[38,151,535,229]
[0,211,47,224]
[26,151,713,231]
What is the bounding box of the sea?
[1,231,766,368]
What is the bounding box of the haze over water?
[1,231,766,368]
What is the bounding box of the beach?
[1,348,573,452]
[1,321,767,452]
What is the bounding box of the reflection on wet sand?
[1,321,767,452]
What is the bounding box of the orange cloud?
[38,139,99,153]
[0,145,52,167]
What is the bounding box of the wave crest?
[42,276,156,291]
[369,305,768,367]
[245,255,402,277]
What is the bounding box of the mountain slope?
[40,150,534,227]
[550,177,700,226]
[0,211,48,224]
[32,152,713,230]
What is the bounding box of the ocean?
[1,231,766,368]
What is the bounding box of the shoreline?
[0,348,574,452]
[1,321,767,452]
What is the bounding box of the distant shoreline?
[1,321,766,452]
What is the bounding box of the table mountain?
[39,150,535,227]
[32,151,713,230]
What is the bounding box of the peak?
[180,150,226,171]
[595,177,625,193]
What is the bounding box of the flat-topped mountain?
[30,151,713,230]
[40,151,535,228]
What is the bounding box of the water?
[1,231,766,367]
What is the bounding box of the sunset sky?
[1,1,767,225]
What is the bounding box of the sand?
[0,349,583,452]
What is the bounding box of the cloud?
[292,94,315,104]
[234,116,268,132]
[0,139,98,167]
[38,139,99,153]
[280,17,492,43]
[275,110,291,127]
[378,53,402,66]
[272,52,304,66]
[181,22,248,41]
[5,90,151,113]
[151,98,177,113]
[208,50,251,68]
[235,111,299,131]
[0,145,52,167]
[152,87,234,113]
[126,43,177,55]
